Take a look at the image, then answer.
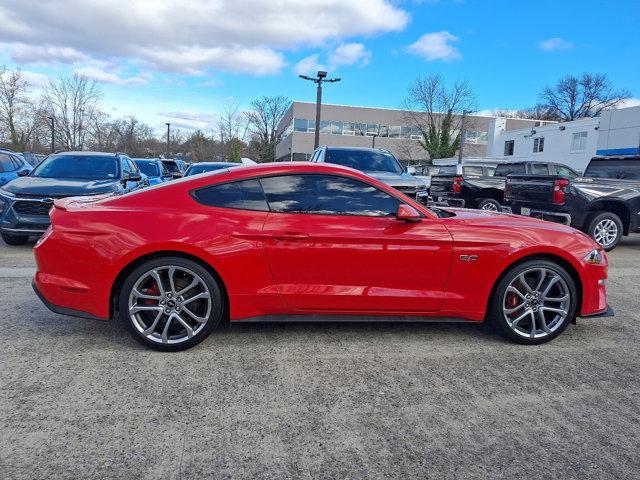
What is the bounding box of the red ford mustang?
[32,162,611,351]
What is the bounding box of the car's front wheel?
[477,198,501,211]
[118,257,224,351]
[490,259,577,344]
[1,232,30,246]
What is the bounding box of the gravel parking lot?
[1,236,639,479]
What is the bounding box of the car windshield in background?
[325,150,404,174]
[438,166,457,174]
[188,164,230,175]
[31,155,119,180]
[585,159,640,180]
[162,161,179,173]
[136,161,159,177]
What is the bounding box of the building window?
[354,123,367,136]
[365,124,379,137]
[533,137,545,153]
[331,121,343,135]
[465,131,488,145]
[319,121,331,134]
[504,140,515,156]
[307,119,315,133]
[293,118,307,132]
[388,126,401,138]
[571,131,588,152]
[410,127,422,140]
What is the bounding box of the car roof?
[322,146,388,153]
[53,151,123,158]
[190,162,238,167]
[133,158,160,163]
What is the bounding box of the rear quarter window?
[192,179,269,211]
[585,159,640,180]
[495,164,526,176]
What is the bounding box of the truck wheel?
[478,198,501,211]
[1,232,30,246]
[587,212,623,251]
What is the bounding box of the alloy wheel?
[128,265,212,345]
[593,219,618,248]
[502,267,571,339]
[481,202,499,211]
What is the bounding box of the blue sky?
[1,0,638,132]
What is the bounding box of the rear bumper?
[32,279,107,320]
[502,206,572,226]
[428,195,465,208]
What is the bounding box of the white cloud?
[159,111,217,130]
[617,97,640,109]
[0,0,408,76]
[75,66,149,85]
[406,31,462,62]
[20,70,49,88]
[328,43,372,68]
[294,43,371,75]
[538,37,573,52]
[294,54,327,76]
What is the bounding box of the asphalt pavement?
[1,236,639,479]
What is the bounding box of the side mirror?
[396,204,421,223]
[17,169,30,177]
[124,173,142,183]
[172,172,183,179]
[407,166,416,175]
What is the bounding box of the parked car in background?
[0,149,33,187]
[184,162,240,177]
[411,164,441,189]
[134,158,172,185]
[32,162,611,351]
[162,159,188,178]
[311,146,428,203]
[504,155,640,250]
[0,152,147,245]
[430,161,579,211]
[21,152,46,167]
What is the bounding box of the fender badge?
[460,255,479,262]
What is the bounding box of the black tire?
[490,259,577,345]
[118,256,224,351]
[1,232,30,246]
[586,211,623,251]
[477,198,501,211]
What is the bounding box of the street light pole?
[458,110,472,165]
[299,71,341,149]
[166,123,170,158]
[47,116,55,153]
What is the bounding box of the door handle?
[271,232,310,241]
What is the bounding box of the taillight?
[452,176,463,193]
[553,179,570,205]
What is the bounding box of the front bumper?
[502,205,572,226]
[0,196,52,236]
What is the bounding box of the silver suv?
[310,146,428,203]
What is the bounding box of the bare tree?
[42,73,102,150]
[0,66,40,150]
[216,100,247,162]
[245,95,290,162]
[403,74,477,160]
[539,72,631,121]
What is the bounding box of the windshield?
[31,155,119,180]
[162,161,179,173]
[325,150,404,174]
[186,164,230,176]
[135,161,159,177]
[438,165,457,174]
[585,158,640,180]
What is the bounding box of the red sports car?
[33,162,611,351]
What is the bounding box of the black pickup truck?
[429,161,579,211]
[504,155,640,250]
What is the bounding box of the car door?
[0,153,17,186]
[260,173,453,313]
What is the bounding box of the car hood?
[364,171,426,188]
[442,207,598,250]
[1,176,118,197]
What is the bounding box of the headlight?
[584,249,603,264]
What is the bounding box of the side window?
[160,163,169,175]
[495,164,525,176]
[121,158,134,177]
[11,156,24,170]
[129,159,140,173]
[0,154,14,173]
[260,174,401,217]
[530,163,550,175]
[192,179,268,211]
[554,165,578,179]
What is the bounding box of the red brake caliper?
[144,285,160,305]
[506,292,518,316]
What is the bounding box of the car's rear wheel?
[478,198,501,211]
[118,257,224,351]
[1,232,30,246]
[587,212,623,251]
[490,259,577,344]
